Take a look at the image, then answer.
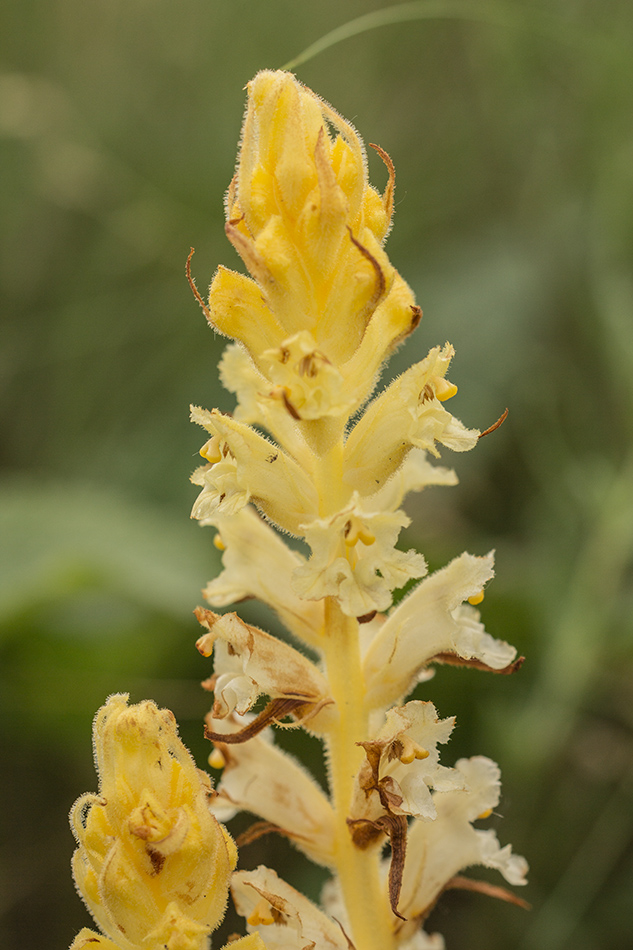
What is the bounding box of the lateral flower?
[292,495,427,617]
[207,722,336,866]
[397,757,528,933]
[350,702,463,828]
[195,608,330,720]
[232,866,349,950]
[70,694,236,950]
[344,345,479,496]
[201,505,323,649]
[363,552,519,711]
[190,406,318,534]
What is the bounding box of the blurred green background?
[2,1,633,948]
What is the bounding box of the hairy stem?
[322,598,395,950]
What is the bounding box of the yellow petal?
[344,345,479,495]
[190,407,318,535]
[206,266,285,363]
[69,929,122,950]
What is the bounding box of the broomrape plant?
[70,70,528,950]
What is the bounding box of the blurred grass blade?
[282,0,605,70]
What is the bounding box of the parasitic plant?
[69,70,527,950]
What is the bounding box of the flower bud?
[70,694,236,950]
[206,70,418,404]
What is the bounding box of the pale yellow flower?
[207,722,335,867]
[363,552,519,711]
[195,608,330,720]
[343,345,478,497]
[200,505,323,649]
[350,701,464,827]
[180,68,527,950]
[190,406,318,535]
[397,757,528,937]
[292,495,427,617]
[231,866,350,950]
[70,694,236,950]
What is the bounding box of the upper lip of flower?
[292,495,427,618]
[362,551,520,712]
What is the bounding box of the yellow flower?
[350,701,463,827]
[292,495,427,617]
[70,694,236,950]
[200,70,422,431]
[190,406,318,534]
[231,866,351,950]
[343,344,478,497]
[182,70,527,950]
[200,505,323,649]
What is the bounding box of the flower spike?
[185,69,527,950]
[70,69,528,950]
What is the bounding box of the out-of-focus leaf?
[0,479,220,627]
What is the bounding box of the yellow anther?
[208,748,226,770]
[398,737,430,764]
[477,808,493,820]
[468,590,485,606]
[434,377,458,402]
[213,534,226,551]
[199,436,222,463]
[247,898,275,927]
[344,516,375,547]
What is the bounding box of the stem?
[321,597,395,950]
[312,421,394,949]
